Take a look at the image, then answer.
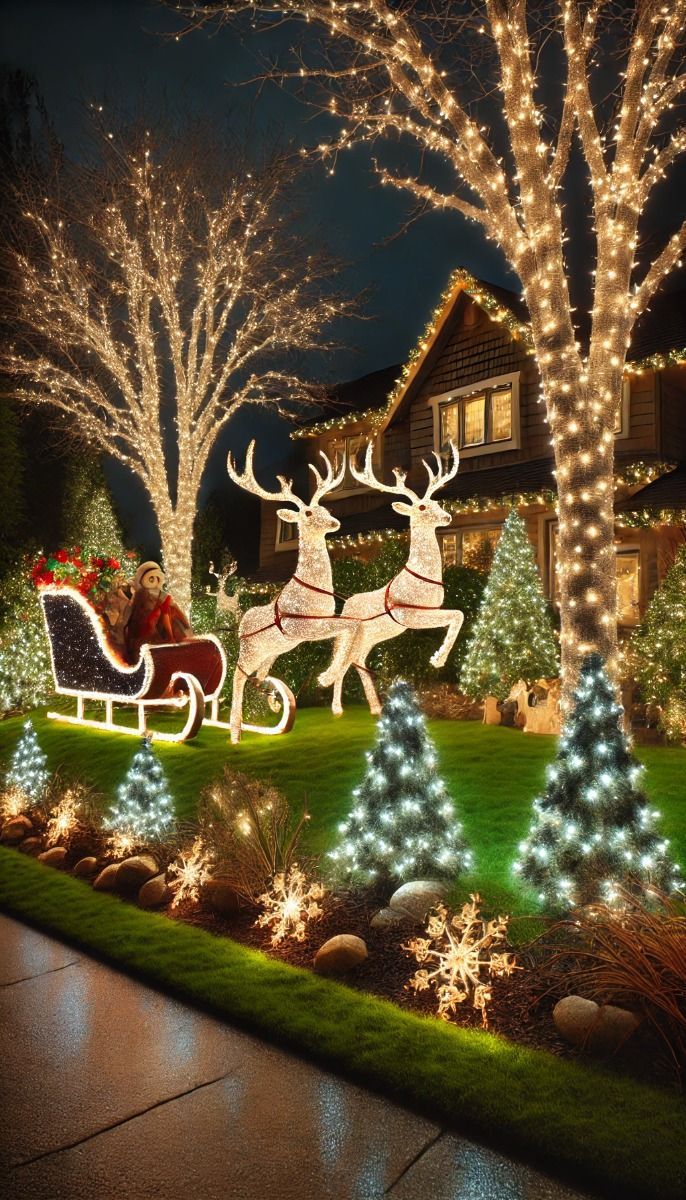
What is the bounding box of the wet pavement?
[0,913,597,1199]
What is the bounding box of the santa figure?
[125,561,192,662]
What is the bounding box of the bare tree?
[2,124,353,612]
[175,0,686,699]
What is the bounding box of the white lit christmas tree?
[631,545,686,742]
[5,719,50,803]
[514,654,684,909]
[329,680,472,887]
[104,736,175,844]
[460,510,558,701]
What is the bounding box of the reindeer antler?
[227,440,304,508]
[309,448,346,504]
[422,441,460,498]
[350,441,417,502]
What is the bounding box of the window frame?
[440,525,502,569]
[431,371,520,459]
[325,433,379,498]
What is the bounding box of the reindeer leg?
[318,626,358,690]
[230,665,248,744]
[395,608,465,669]
[355,653,382,715]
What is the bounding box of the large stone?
[138,874,172,909]
[37,846,67,869]
[18,837,42,856]
[73,856,99,878]
[202,877,243,917]
[1,815,33,844]
[388,880,448,925]
[93,863,120,892]
[314,934,368,975]
[115,854,158,894]
[553,995,641,1053]
[370,906,410,932]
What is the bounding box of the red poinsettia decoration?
[31,549,134,603]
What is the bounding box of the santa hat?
[133,561,164,590]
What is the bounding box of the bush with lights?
[0,558,53,714]
[329,679,473,887]
[514,653,684,908]
[630,545,686,742]
[104,736,175,845]
[460,510,558,700]
[4,718,50,805]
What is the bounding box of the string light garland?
[178,0,686,703]
[3,127,354,613]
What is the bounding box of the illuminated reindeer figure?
[206,555,240,625]
[318,441,464,715]
[226,441,345,743]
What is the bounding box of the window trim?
[431,371,521,459]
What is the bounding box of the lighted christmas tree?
[460,510,558,700]
[328,680,473,887]
[61,456,126,561]
[514,654,684,909]
[631,546,686,742]
[5,719,50,803]
[104,737,175,844]
[0,559,53,715]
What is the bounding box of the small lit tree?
[5,718,49,803]
[514,654,684,908]
[104,736,175,844]
[460,510,558,700]
[631,545,686,742]
[329,679,472,886]
[0,558,52,714]
[61,456,126,561]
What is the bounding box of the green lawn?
[1,705,684,916]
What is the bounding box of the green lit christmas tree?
[631,545,686,741]
[514,654,684,908]
[328,680,473,886]
[460,510,558,700]
[0,561,53,715]
[104,737,175,843]
[5,719,50,803]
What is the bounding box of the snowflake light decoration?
[404,896,518,1028]
[255,865,325,947]
[46,788,81,847]
[168,836,213,908]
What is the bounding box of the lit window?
[491,388,513,441]
[440,384,513,452]
[461,528,500,570]
[463,395,486,446]
[277,516,298,545]
[440,404,460,448]
[441,533,458,567]
[328,435,368,490]
[617,551,640,625]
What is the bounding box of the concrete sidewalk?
[0,913,595,1199]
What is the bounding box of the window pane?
[491,388,512,441]
[329,439,346,479]
[462,528,500,571]
[617,552,640,624]
[346,435,366,483]
[463,395,486,446]
[441,533,458,568]
[277,516,297,544]
[440,403,459,449]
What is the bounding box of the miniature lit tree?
[460,510,558,700]
[181,1,686,700]
[329,679,472,886]
[5,718,49,803]
[514,654,684,909]
[631,545,686,742]
[104,736,175,844]
[3,128,353,612]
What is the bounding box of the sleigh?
[39,586,295,742]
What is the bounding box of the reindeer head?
[350,441,459,528]
[227,440,344,538]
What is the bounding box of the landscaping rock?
[388,880,448,924]
[314,934,368,975]
[1,815,34,844]
[138,874,172,909]
[93,863,120,892]
[202,877,243,917]
[115,854,158,894]
[37,846,67,869]
[73,856,99,878]
[553,995,641,1053]
[370,906,410,932]
[19,837,42,856]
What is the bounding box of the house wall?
[659,367,686,460]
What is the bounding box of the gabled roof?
[292,268,686,440]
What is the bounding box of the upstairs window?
[328,434,371,491]
[438,375,517,456]
[276,515,298,545]
[441,527,501,572]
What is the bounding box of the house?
[257,268,686,632]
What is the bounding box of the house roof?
[292,268,686,441]
[616,462,686,515]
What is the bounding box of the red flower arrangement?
[31,549,132,603]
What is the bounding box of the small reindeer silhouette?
[205,555,240,625]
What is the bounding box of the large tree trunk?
[156,503,195,619]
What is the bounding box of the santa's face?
[141,567,165,596]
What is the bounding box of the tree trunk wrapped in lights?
[460,509,558,701]
[514,654,684,909]
[2,127,354,614]
[177,1,686,700]
[328,679,473,887]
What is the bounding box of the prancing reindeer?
[205,554,240,625]
[226,441,345,743]
[318,441,464,715]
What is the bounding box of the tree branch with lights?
[174,0,686,701]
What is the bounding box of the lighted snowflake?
[168,837,213,908]
[256,865,325,947]
[46,789,81,847]
[404,895,518,1028]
